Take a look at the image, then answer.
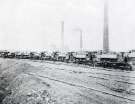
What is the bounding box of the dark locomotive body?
[97,53,132,70]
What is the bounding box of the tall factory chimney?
[61,21,64,50]
[103,0,109,53]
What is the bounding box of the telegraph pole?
[103,0,109,53]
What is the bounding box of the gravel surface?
[0,58,135,104]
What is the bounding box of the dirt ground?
[0,58,135,104]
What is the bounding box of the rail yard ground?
[0,58,135,104]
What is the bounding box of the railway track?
[3,58,134,86]
[54,66,135,79]
[3,58,133,73]
[1,58,135,103]
[29,59,131,72]
[28,63,135,85]
[41,66,135,84]
[23,61,135,103]
[26,72,135,103]
[39,60,133,73]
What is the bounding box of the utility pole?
[61,21,64,51]
[103,0,109,53]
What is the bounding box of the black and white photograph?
[0,0,135,104]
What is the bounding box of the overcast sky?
[0,0,135,52]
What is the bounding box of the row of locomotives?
[96,53,132,70]
[0,50,133,71]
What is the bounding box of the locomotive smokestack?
[103,0,109,53]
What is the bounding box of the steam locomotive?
[96,53,132,70]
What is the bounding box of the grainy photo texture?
[0,0,135,104]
